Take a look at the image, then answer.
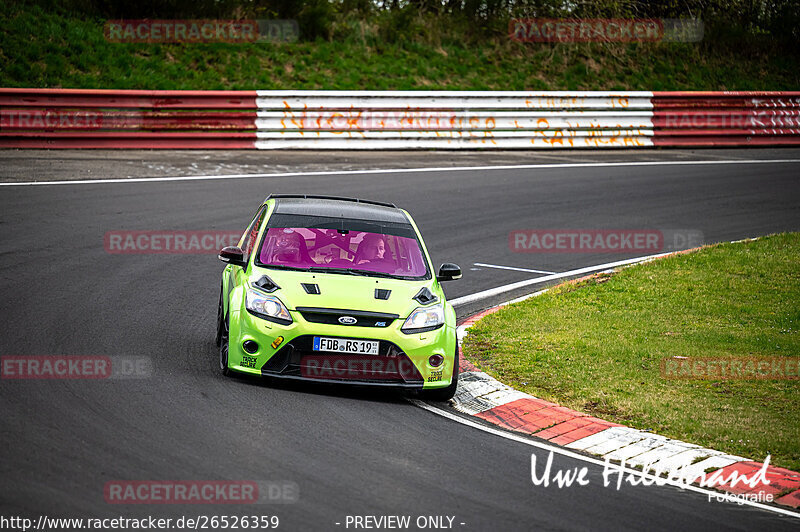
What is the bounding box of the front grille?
[261,335,423,384]
[296,307,399,328]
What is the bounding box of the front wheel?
[218,302,231,377]
[421,341,459,402]
[215,287,224,347]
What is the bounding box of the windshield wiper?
[261,264,311,272]
[306,267,359,275]
[345,269,408,280]
[266,264,411,280]
[305,266,404,279]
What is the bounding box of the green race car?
[216,194,462,400]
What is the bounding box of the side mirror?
[218,246,247,268]
[437,263,462,282]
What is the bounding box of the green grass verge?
[2,5,798,90]
[462,233,800,470]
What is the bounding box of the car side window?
[239,206,267,263]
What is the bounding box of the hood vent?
[301,283,321,295]
[254,275,279,293]
[413,287,438,305]
[374,288,391,300]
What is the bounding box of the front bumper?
[226,308,456,389]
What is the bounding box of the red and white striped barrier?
[1,89,798,149]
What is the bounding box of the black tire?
[218,297,231,377]
[215,287,224,347]
[421,339,459,402]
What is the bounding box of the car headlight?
[245,286,292,325]
[401,303,444,334]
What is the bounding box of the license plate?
[313,337,379,355]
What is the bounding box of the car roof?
[266,195,409,224]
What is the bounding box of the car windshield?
[255,215,429,279]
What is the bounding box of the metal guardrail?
[0,89,798,149]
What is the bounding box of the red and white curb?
[452,270,800,510]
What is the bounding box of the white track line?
[451,252,671,307]
[409,399,800,519]
[473,262,557,275]
[1,158,799,186]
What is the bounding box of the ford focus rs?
[216,194,462,400]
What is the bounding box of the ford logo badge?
[338,316,357,325]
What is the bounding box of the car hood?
[248,268,439,317]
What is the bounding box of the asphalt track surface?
[1,149,799,531]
